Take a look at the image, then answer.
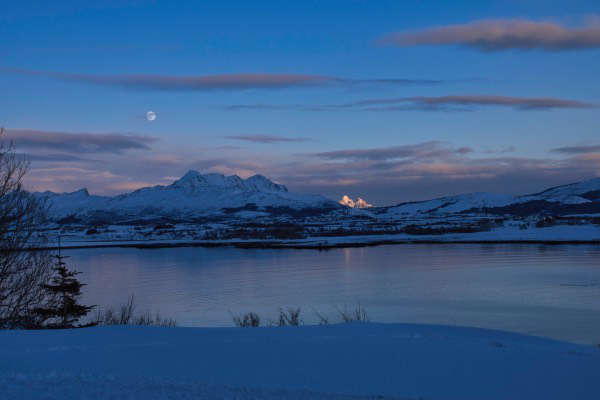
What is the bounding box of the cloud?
[225,134,309,143]
[4,129,157,153]
[223,95,594,113]
[381,18,600,51]
[57,72,333,91]
[314,142,472,161]
[24,165,166,194]
[13,130,599,205]
[551,144,600,154]
[2,68,443,91]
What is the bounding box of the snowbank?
[1,323,599,399]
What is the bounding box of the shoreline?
[34,237,600,251]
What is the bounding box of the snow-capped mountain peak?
[170,170,287,193]
[339,195,373,208]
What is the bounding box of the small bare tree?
[277,307,302,326]
[0,128,53,328]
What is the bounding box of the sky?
[1,0,599,205]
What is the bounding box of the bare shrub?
[277,307,302,327]
[133,311,176,327]
[96,295,176,327]
[313,309,329,325]
[337,304,369,323]
[118,294,136,324]
[232,312,260,327]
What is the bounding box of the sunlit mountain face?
[339,195,374,208]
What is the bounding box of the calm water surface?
[66,244,600,344]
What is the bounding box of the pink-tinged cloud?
[381,18,600,51]
[576,153,600,162]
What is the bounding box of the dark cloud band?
[225,135,309,143]
[1,68,442,91]
[314,142,472,161]
[551,144,600,154]
[4,129,156,154]
[223,95,594,113]
[380,18,600,51]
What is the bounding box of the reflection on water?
[66,244,600,344]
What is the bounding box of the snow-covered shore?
[2,323,599,399]
[39,224,600,251]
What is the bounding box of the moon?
[146,111,157,121]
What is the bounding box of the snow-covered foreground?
[2,323,599,400]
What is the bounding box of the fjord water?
[66,244,600,344]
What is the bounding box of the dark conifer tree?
[34,245,95,328]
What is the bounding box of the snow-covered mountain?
[380,177,600,217]
[37,170,338,221]
[339,195,373,208]
[382,192,516,216]
[517,177,600,204]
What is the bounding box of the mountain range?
[36,171,600,224]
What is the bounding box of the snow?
[1,374,386,400]
[38,224,600,251]
[297,224,600,246]
[1,323,599,399]
[518,177,600,204]
[384,192,516,216]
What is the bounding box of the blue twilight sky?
[1,0,599,204]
